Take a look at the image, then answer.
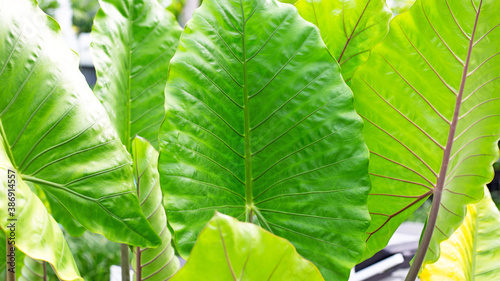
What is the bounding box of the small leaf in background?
[158,0,371,279]
[420,187,500,280]
[91,0,183,150]
[171,213,324,281]
[352,0,500,267]
[295,0,392,85]
[19,257,48,281]
[131,137,180,280]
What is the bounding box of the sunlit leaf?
[0,0,160,249]
[170,213,324,281]
[420,187,500,280]
[352,0,500,264]
[295,0,391,84]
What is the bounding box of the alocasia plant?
[170,213,324,281]
[351,0,500,278]
[131,137,180,280]
[91,0,182,278]
[295,0,392,84]
[420,187,500,280]
[0,0,161,279]
[158,0,370,279]
[91,0,183,150]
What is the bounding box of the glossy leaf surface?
[158,0,370,278]
[0,0,160,247]
[0,136,81,280]
[131,137,180,280]
[352,0,500,263]
[170,213,324,281]
[295,0,391,84]
[91,0,183,149]
[420,187,500,280]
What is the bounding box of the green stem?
[121,244,130,281]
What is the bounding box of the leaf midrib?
[406,1,483,277]
[239,0,253,222]
[125,0,134,152]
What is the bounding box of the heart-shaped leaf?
[131,137,180,280]
[170,213,324,281]
[420,187,500,280]
[91,0,183,150]
[295,0,391,84]
[351,0,500,269]
[158,0,370,278]
[0,0,160,249]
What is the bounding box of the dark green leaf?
[158,0,370,278]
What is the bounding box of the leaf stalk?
[405,2,482,280]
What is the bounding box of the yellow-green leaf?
[170,213,324,281]
[420,187,500,280]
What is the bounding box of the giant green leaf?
[1,136,81,280]
[351,0,500,266]
[91,0,183,150]
[0,0,160,248]
[158,0,370,279]
[295,0,391,85]
[420,187,500,280]
[131,137,180,280]
[170,213,324,281]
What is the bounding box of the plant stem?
[6,238,15,281]
[43,261,47,281]
[136,247,141,281]
[121,244,130,281]
[404,2,481,280]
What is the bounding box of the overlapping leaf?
[295,0,391,84]
[0,136,81,280]
[91,0,182,149]
[420,187,500,280]
[170,213,324,281]
[352,0,500,263]
[158,0,370,279]
[19,257,47,281]
[131,137,180,280]
[0,0,160,249]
